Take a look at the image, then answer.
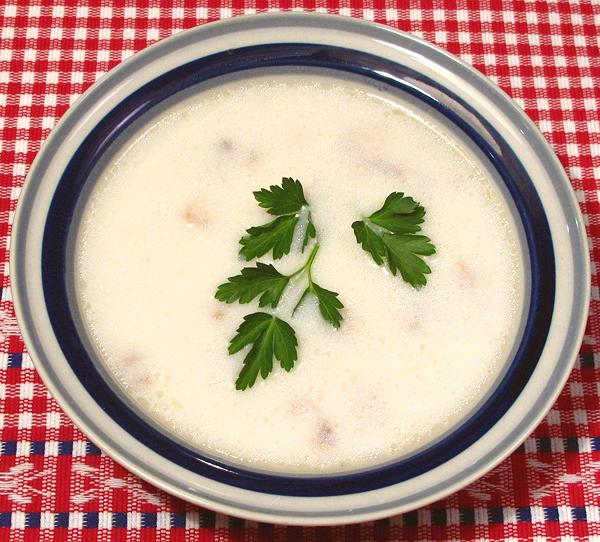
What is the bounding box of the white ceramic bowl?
[11,14,589,525]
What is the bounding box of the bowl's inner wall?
[41,44,555,496]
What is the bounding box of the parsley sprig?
[215,177,343,390]
[352,192,436,287]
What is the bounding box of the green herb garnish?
[228,312,298,390]
[216,177,343,390]
[239,177,316,260]
[352,192,436,287]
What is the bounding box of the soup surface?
[75,73,524,473]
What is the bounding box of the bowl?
[10,13,590,525]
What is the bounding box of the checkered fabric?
[0,1,599,540]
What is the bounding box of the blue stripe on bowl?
[41,44,555,497]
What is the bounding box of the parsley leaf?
[228,312,298,390]
[253,177,308,215]
[239,216,298,261]
[353,192,436,288]
[367,192,425,233]
[295,282,343,329]
[239,177,316,260]
[215,263,290,308]
[311,283,343,328]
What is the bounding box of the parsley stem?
[289,242,320,280]
[290,243,320,315]
[305,243,319,283]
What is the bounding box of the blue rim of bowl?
[41,43,555,497]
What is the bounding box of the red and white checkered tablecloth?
[1,1,599,540]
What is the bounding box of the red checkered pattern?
[0,1,599,540]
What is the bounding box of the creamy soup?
[75,73,524,473]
